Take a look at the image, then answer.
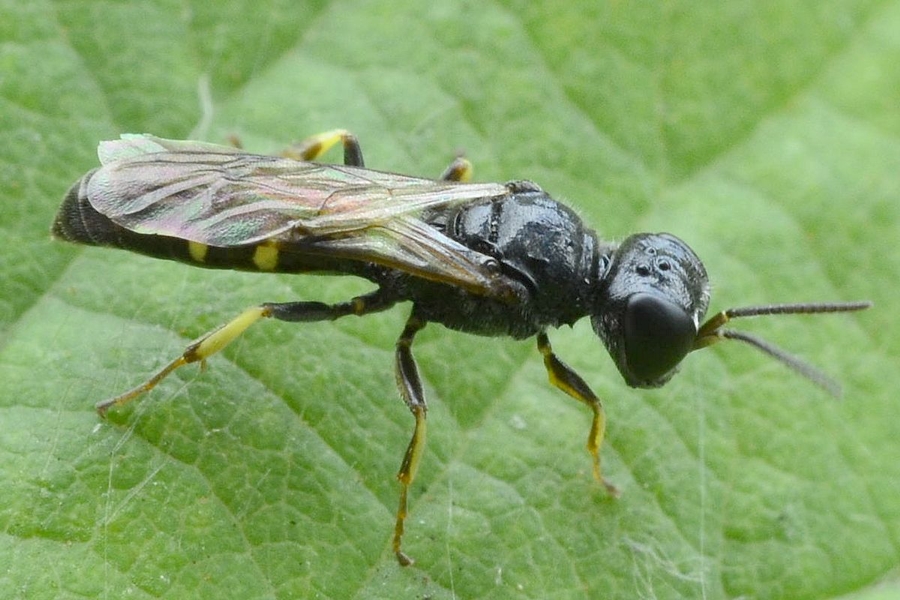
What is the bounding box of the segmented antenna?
[693,301,872,396]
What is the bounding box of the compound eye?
[623,292,697,384]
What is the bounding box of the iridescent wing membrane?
[87,135,516,297]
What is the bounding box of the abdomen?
[52,170,347,275]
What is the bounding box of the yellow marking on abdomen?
[188,241,208,262]
[253,244,279,271]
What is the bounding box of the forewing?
[86,135,516,297]
[89,135,507,243]
[89,136,374,246]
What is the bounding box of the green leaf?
[1,1,896,598]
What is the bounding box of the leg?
[392,314,428,566]
[536,332,620,497]
[439,156,473,182]
[285,130,471,180]
[95,289,396,415]
[282,129,365,166]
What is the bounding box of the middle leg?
[392,313,429,566]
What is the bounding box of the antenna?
[693,301,872,396]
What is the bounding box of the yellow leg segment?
[393,405,427,567]
[95,306,270,416]
[282,129,363,165]
[439,156,474,182]
[537,332,620,497]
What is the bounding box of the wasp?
[52,130,871,565]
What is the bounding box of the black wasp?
[53,130,871,565]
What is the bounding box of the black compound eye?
[623,292,697,384]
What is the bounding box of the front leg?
[536,332,620,497]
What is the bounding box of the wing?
[85,135,518,298]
